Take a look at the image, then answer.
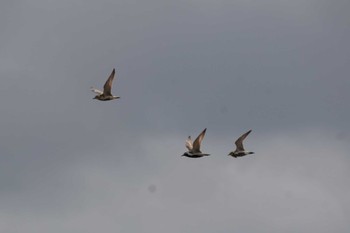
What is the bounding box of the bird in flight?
[182,128,210,158]
[91,68,120,101]
[228,130,254,158]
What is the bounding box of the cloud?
[1,0,349,232]
[1,129,349,233]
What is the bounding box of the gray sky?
[1,0,350,232]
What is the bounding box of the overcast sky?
[0,0,350,232]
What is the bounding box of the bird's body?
[182,152,210,158]
[91,68,120,101]
[92,95,120,101]
[182,128,210,158]
[228,130,254,158]
[229,150,254,158]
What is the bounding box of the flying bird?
[182,128,210,158]
[228,130,254,158]
[91,68,120,101]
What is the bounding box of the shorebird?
[91,68,120,101]
[228,130,254,158]
[182,128,210,158]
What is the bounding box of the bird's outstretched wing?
[235,130,252,151]
[103,68,116,96]
[185,136,193,151]
[192,128,207,153]
[90,87,103,95]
